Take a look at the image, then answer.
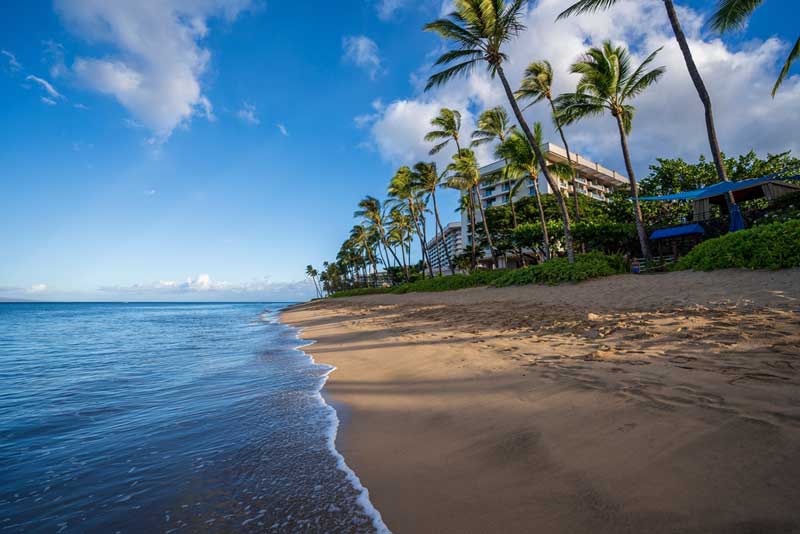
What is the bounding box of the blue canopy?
[650,223,705,240]
[639,173,800,202]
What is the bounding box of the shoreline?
[281,269,800,533]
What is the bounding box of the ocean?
[0,302,387,533]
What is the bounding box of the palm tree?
[412,161,452,274]
[425,108,463,154]
[354,195,402,269]
[387,207,413,278]
[389,166,434,277]
[516,60,580,221]
[447,148,498,268]
[495,127,553,261]
[710,0,798,97]
[424,0,576,263]
[555,41,666,259]
[305,265,321,298]
[471,106,516,147]
[558,0,737,209]
[350,224,378,283]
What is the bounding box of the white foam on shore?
[289,324,392,534]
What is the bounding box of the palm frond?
[425,59,480,90]
[773,36,800,97]
[709,0,763,32]
[623,66,666,100]
[557,0,620,20]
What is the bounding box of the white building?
[425,221,464,273]
[461,142,628,263]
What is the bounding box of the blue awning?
[639,174,800,202]
[650,223,705,240]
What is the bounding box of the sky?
[0,0,797,302]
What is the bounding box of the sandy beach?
[282,269,800,534]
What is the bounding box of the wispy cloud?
[1,49,22,71]
[276,123,289,136]
[144,189,157,196]
[26,74,64,100]
[41,96,57,106]
[375,0,406,21]
[29,284,48,293]
[342,35,383,80]
[236,102,260,125]
[73,103,89,110]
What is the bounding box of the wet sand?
[282,269,800,534]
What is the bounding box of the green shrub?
[330,286,394,298]
[673,219,800,271]
[492,252,626,286]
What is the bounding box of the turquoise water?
[0,303,386,533]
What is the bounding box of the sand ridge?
[283,269,800,534]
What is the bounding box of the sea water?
[0,303,387,533]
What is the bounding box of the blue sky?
[1,0,797,301]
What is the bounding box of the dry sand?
[282,269,800,534]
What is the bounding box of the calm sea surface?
[0,303,386,533]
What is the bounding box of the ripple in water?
[0,302,388,533]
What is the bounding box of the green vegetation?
[330,253,626,297]
[674,220,800,271]
[492,253,626,286]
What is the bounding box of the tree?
[349,224,378,283]
[305,265,321,298]
[710,0,798,97]
[555,41,666,259]
[495,127,554,260]
[471,106,516,147]
[447,148,498,268]
[425,108,464,154]
[558,0,737,209]
[424,0,577,263]
[354,195,402,270]
[516,59,580,221]
[389,166,434,276]
[412,161,452,274]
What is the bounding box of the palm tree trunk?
[614,115,652,260]
[473,186,498,268]
[529,165,551,261]
[416,202,435,277]
[549,97,580,222]
[497,65,575,263]
[662,0,735,209]
[408,200,431,278]
[431,190,452,274]
[467,193,477,270]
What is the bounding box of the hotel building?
[461,142,628,263]
[425,221,464,274]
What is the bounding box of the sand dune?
[282,269,800,534]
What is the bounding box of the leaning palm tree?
[305,265,321,298]
[389,166,434,277]
[495,127,553,261]
[354,195,402,269]
[412,161,452,274]
[387,207,413,280]
[424,0,576,263]
[425,108,463,154]
[447,148,498,268]
[558,0,736,207]
[710,0,798,97]
[555,41,665,259]
[516,60,580,221]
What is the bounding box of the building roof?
[478,141,628,187]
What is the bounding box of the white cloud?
[276,123,289,136]
[236,102,260,125]
[29,284,47,293]
[144,189,157,196]
[42,40,67,78]
[73,103,89,110]
[362,0,800,177]
[1,49,21,71]
[41,97,57,106]
[342,35,383,80]
[54,0,252,143]
[26,75,64,99]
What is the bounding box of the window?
[502,183,510,192]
